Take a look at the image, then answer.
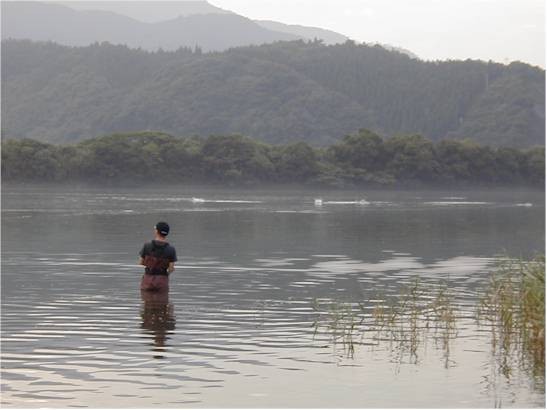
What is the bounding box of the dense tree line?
[2,39,544,148]
[2,130,544,187]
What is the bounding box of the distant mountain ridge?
[2,39,544,147]
[254,20,349,45]
[1,1,303,51]
[2,1,353,51]
[56,0,232,20]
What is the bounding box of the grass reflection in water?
[312,256,544,386]
[312,278,457,365]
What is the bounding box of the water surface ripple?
[1,187,544,407]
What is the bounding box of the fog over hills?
[1,1,419,58]
[253,20,348,46]
[2,1,353,50]
[1,1,304,51]
[54,1,352,46]
[57,0,233,20]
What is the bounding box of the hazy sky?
[50,0,546,67]
[212,0,545,67]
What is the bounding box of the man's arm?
[138,243,147,266]
[167,247,177,274]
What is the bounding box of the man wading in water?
[139,222,177,292]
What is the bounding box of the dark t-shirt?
[139,240,177,261]
[139,240,177,275]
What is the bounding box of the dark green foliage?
[2,39,544,147]
[446,63,546,147]
[200,135,275,184]
[274,142,319,182]
[384,135,440,182]
[521,147,546,185]
[2,130,544,187]
[1,139,67,181]
[328,129,386,172]
[77,132,175,180]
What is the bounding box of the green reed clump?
[310,278,459,366]
[478,255,545,374]
[371,278,457,363]
[311,299,365,358]
[372,278,424,359]
[311,256,544,378]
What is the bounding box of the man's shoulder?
[142,240,176,256]
[153,240,176,253]
[165,243,177,261]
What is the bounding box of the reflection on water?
[1,187,545,408]
[140,290,176,358]
[311,279,459,366]
[310,267,545,407]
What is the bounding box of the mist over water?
[1,186,545,407]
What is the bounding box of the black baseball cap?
[155,221,170,236]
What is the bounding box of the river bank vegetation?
[478,256,545,378]
[2,130,544,187]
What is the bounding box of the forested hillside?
[2,130,544,187]
[2,39,544,147]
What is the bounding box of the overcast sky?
[213,0,545,67]
[50,0,545,67]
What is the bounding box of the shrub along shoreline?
[1,129,544,187]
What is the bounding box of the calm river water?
[1,186,545,408]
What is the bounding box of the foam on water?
[424,201,492,206]
[323,199,369,205]
[191,197,262,204]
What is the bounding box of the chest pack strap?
[144,241,170,276]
